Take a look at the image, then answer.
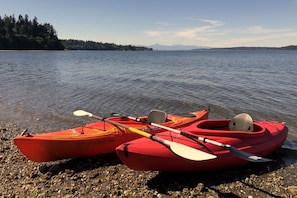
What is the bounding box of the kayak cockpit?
[195,120,263,132]
[190,113,266,137]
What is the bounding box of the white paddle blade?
[73,110,93,117]
[167,141,217,161]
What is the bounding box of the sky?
[1,0,297,48]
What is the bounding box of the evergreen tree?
[0,14,153,51]
[0,14,64,50]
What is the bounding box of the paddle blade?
[167,141,217,161]
[73,110,93,117]
[228,146,272,162]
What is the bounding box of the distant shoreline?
[1,45,297,51]
[207,45,297,50]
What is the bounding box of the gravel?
[1,122,297,198]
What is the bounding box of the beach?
[1,122,297,198]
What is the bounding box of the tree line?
[61,39,152,51]
[0,14,64,50]
[0,14,152,51]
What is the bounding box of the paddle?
[73,110,217,161]
[114,113,272,163]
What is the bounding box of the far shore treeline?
[1,14,296,51]
[61,39,152,51]
[0,14,152,51]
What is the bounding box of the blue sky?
[1,0,297,48]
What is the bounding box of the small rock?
[40,172,52,180]
[48,164,64,175]
[0,128,7,133]
[195,183,204,192]
[288,186,297,195]
[39,165,49,174]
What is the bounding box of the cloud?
[210,31,297,47]
[145,30,172,37]
[199,19,224,27]
[144,18,297,47]
[145,18,224,40]
[186,18,224,26]
[175,26,213,39]
[245,26,292,34]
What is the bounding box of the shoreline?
[1,122,297,197]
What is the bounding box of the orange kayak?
[14,109,208,162]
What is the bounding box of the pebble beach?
[1,122,297,198]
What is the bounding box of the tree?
[0,14,64,50]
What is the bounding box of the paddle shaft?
[127,115,272,162]
[128,115,223,145]
[89,114,150,138]
[91,114,210,148]
[73,110,217,161]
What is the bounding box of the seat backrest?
[228,113,254,132]
[147,109,167,124]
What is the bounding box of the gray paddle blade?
[228,146,272,162]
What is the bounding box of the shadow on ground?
[38,152,122,175]
[147,149,297,197]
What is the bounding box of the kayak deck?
[14,109,208,162]
[116,119,288,171]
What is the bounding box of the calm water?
[0,50,297,147]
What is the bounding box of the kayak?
[116,117,288,171]
[13,109,208,162]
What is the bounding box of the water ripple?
[0,50,296,144]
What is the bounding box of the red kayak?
[116,116,288,171]
[14,109,208,162]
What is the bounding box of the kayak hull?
[13,110,208,162]
[116,120,288,171]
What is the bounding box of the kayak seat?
[229,113,254,132]
[147,109,168,124]
[196,120,229,130]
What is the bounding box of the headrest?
[147,109,167,124]
[229,113,253,132]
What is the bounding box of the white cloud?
[144,18,297,47]
[145,30,171,37]
[145,18,224,40]
[245,26,292,34]
[199,19,224,27]
[186,18,224,26]
[209,31,297,47]
[175,26,212,39]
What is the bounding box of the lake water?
[0,50,297,148]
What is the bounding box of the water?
[0,50,297,146]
